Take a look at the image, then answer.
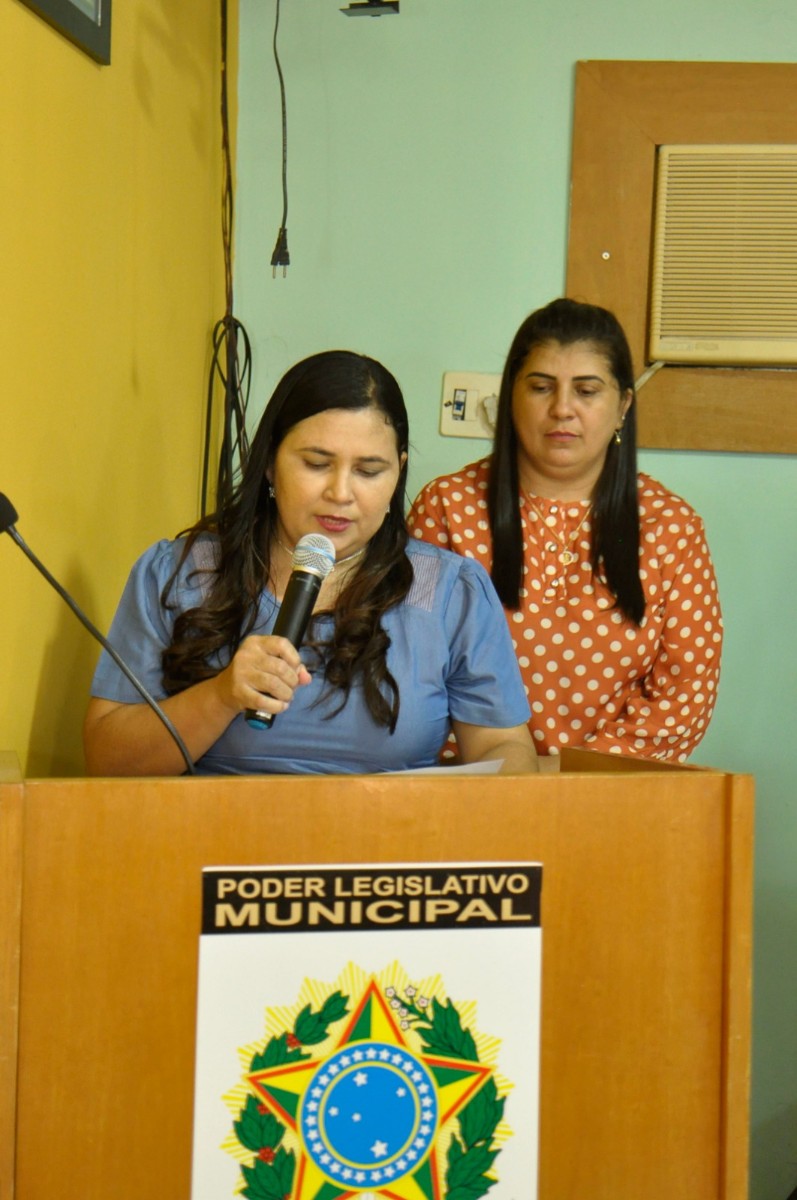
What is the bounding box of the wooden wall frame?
[20,0,112,64]
[566,61,797,454]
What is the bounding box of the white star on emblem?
[352,1113,362,1122]
[354,1071,368,1086]
[371,1140,388,1158]
[328,1107,339,1117]
[396,1086,406,1096]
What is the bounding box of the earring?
[614,426,623,446]
[268,484,276,499]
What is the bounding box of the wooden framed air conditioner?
[650,144,797,366]
[566,61,797,453]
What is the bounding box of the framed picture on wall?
[21,0,112,65]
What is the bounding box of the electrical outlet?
[440,372,501,439]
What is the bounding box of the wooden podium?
[0,750,753,1200]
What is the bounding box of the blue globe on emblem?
[300,1042,439,1186]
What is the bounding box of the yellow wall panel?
[0,0,233,775]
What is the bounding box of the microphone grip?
[244,570,323,730]
[271,571,323,644]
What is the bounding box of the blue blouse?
[91,538,530,775]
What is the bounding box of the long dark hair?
[488,298,644,624]
[161,350,413,730]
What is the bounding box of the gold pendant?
[559,550,577,566]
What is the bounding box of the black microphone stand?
[1,493,197,776]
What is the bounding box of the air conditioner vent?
[649,144,797,365]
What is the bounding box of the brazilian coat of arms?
[223,964,512,1200]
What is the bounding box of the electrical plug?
[271,226,290,277]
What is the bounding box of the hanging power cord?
[201,0,252,517]
[634,360,665,392]
[270,0,290,277]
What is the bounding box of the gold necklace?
[274,536,366,571]
[527,498,591,567]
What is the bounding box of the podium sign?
[191,863,543,1200]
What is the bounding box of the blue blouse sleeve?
[90,538,211,703]
[442,556,530,728]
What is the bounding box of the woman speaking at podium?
[409,299,723,763]
[84,351,537,776]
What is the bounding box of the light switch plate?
[440,371,501,439]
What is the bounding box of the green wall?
[234,2,797,1196]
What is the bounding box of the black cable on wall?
[270,0,290,276]
[201,0,252,517]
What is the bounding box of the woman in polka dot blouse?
[408,298,723,762]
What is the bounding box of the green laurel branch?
[411,996,478,1060]
[240,1146,295,1200]
[401,988,504,1200]
[233,993,350,1197]
[235,1094,286,1153]
[294,990,350,1045]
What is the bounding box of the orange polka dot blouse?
[408,457,723,762]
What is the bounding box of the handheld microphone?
[245,532,336,730]
[0,492,197,775]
